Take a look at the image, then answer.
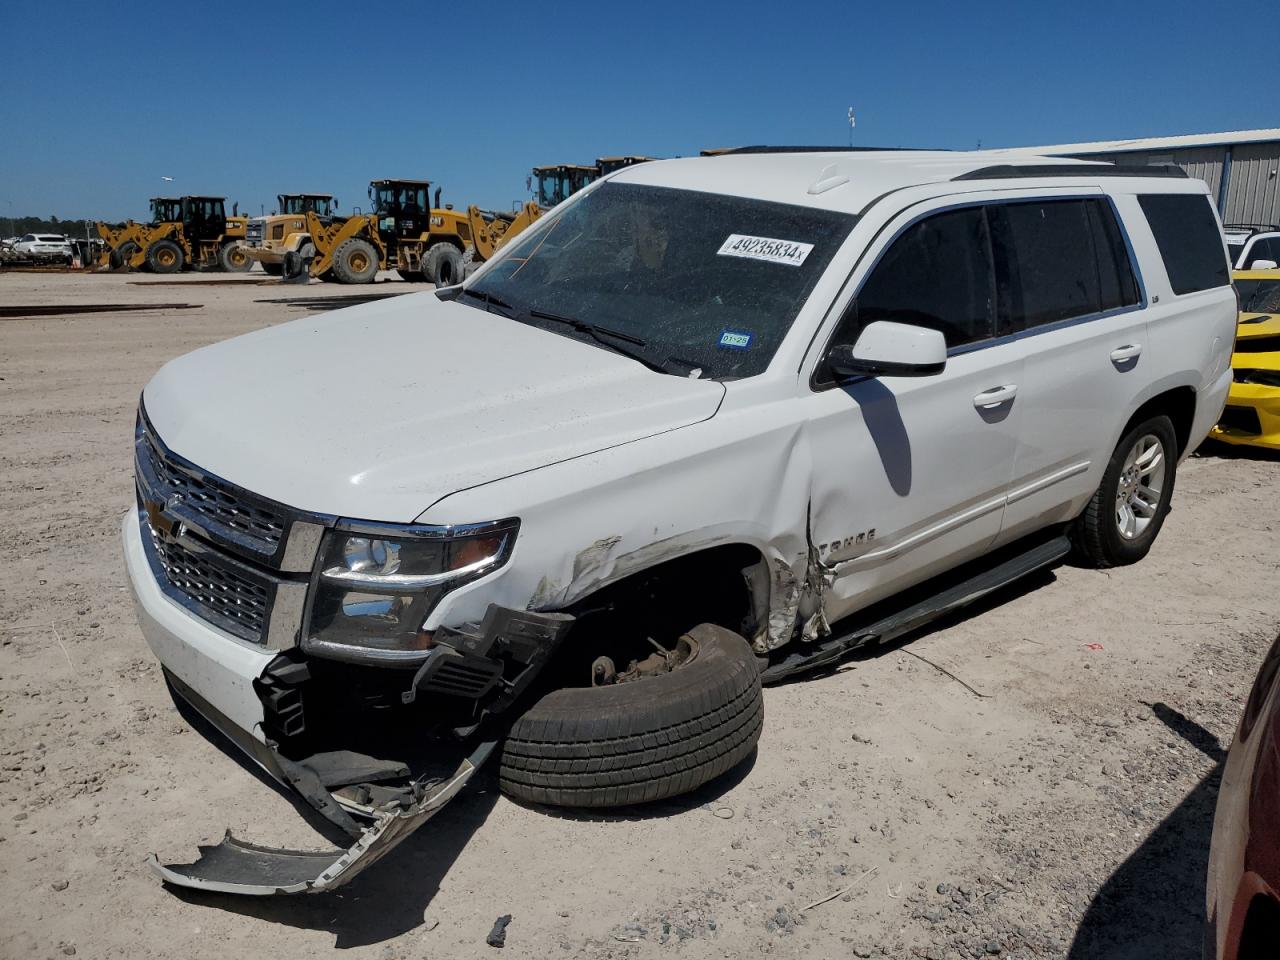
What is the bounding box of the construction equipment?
[463,157,656,274]
[96,197,250,274]
[297,179,471,285]
[595,155,657,176]
[239,194,337,276]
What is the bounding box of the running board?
[761,534,1072,685]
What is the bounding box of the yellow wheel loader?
[295,180,471,285]
[96,196,250,274]
[461,159,657,276]
[239,194,337,276]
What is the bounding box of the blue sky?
[1,0,1274,222]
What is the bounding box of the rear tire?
[218,243,252,272]
[395,268,425,282]
[261,262,284,276]
[330,238,379,284]
[1073,414,1177,568]
[423,243,463,286]
[146,239,184,274]
[499,624,763,808]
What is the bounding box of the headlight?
[302,518,518,665]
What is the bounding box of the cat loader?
[96,196,250,273]
[462,158,656,274]
[238,194,337,276]
[293,179,470,284]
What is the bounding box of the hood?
[144,292,724,522]
[1236,312,1280,342]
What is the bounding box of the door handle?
[1110,343,1142,364]
[973,384,1018,409]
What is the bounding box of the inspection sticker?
[717,234,813,266]
[719,330,753,349]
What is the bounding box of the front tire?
[499,624,763,808]
[146,239,184,274]
[218,243,252,272]
[330,238,378,284]
[1073,414,1177,568]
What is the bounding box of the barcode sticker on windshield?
[717,234,814,266]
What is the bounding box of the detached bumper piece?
[149,740,493,895]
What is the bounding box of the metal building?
[999,128,1280,227]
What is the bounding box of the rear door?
[994,194,1149,541]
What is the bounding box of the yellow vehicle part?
[1211,309,1280,451]
[304,212,387,278]
[465,202,543,263]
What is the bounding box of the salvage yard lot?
[1,271,1277,960]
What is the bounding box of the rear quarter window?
[1136,194,1229,296]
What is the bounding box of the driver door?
[805,203,1025,624]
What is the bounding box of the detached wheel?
[1074,414,1177,568]
[499,624,763,808]
[330,238,378,284]
[218,243,252,272]
[111,241,140,271]
[423,243,463,286]
[146,239,184,274]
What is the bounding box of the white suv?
[125,150,1235,893]
[13,233,72,261]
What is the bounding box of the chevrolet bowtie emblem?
[145,494,184,540]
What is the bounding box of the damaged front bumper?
[123,510,571,896]
[149,734,493,896]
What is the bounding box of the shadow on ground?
[1066,702,1226,960]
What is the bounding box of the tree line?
[4,216,103,239]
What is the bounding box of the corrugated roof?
[990,128,1280,156]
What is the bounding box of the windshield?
[373,185,428,213]
[465,183,856,379]
[282,196,333,216]
[150,200,180,222]
[536,172,569,207]
[1236,278,1280,314]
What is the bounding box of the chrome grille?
[245,220,265,245]
[140,431,286,555]
[145,520,271,643]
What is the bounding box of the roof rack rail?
[702,145,941,156]
[1223,222,1280,232]
[953,163,1188,181]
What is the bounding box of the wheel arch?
[559,541,773,654]
[1120,385,1197,458]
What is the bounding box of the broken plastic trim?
[149,739,495,895]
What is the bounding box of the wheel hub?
[1114,433,1166,541]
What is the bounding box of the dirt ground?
[1,269,1277,960]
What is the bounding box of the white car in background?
[13,233,73,261]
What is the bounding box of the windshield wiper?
[527,308,671,373]
[456,287,516,317]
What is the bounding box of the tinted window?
[1236,278,1280,313]
[1087,201,1141,311]
[1246,237,1279,268]
[1137,194,1229,295]
[847,207,995,349]
[990,200,1103,330]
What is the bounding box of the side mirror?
[827,320,947,380]
[1250,259,1278,270]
